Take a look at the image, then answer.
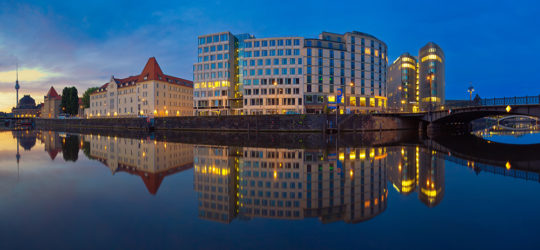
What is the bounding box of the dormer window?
[144,76,148,80]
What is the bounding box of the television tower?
[15,63,20,107]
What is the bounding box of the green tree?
[61,87,79,115]
[81,87,98,108]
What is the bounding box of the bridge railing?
[481,96,540,106]
[444,95,540,110]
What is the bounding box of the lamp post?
[343,82,354,114]
[427,72,435,112]
[467,84,475,102]
[273,81,278,114]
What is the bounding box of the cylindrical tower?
[418,42,445,111]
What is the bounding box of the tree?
[81,87,98,108]
[61,87,79,115]
[62,134,80,162]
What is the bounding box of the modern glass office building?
[387,53,419,112]
[418,42,445,111]
[193,31,388,115]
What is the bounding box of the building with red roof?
[84,135,194,195]
[87,57,193,117]
[41,86,63,118]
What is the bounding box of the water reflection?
[194,146,389,223]
[6,130,540,225]
[84,134,194,194]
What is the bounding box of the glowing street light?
[467,84,475,102]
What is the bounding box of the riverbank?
[35,114,419,133]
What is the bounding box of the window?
[270,40,276,46]
[254,41,260,47]
[220,33,228,41]
[294,39,300,46]
[262,40,268,47]
[278,40,284,46]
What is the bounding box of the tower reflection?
[387,146,445,207]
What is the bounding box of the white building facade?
[194,31,388,115]
[88,57,193,118]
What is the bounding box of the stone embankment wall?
[35,114,419,132]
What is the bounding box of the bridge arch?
[426,105,540,124]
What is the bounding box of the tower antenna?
[15,62,20,107]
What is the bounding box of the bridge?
[1,117,35,129]
[423,95,540,124]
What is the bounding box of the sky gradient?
[0,0,538,112]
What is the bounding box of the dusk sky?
[0,0,538,112]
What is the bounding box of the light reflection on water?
[1,130,540,249]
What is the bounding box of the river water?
[0,129,539,249]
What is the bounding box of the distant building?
[419,42,445,111]
[387,42,445,112]
[87,57,193,118]
[12,95,40,118]
[387,53,419,112]
[193,31,389,115]
[41,87,62,118]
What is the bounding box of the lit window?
[365,48,371,55]
[421,54,442,63]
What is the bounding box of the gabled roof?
[46,87,61,100]
[93,57,193,94]
[48,149,60,160]
[139,57,164,82]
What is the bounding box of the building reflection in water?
[84,135,194,195]
[9,130,447,222]
[388,146,445,207]
[39,131,63,160]
[194,146,389,224]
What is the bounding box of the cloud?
[0,2,203,112]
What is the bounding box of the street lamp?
[427,72,435,112]
[273,81,278,114]
[467,84,475,102]
[343,82,354,114]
